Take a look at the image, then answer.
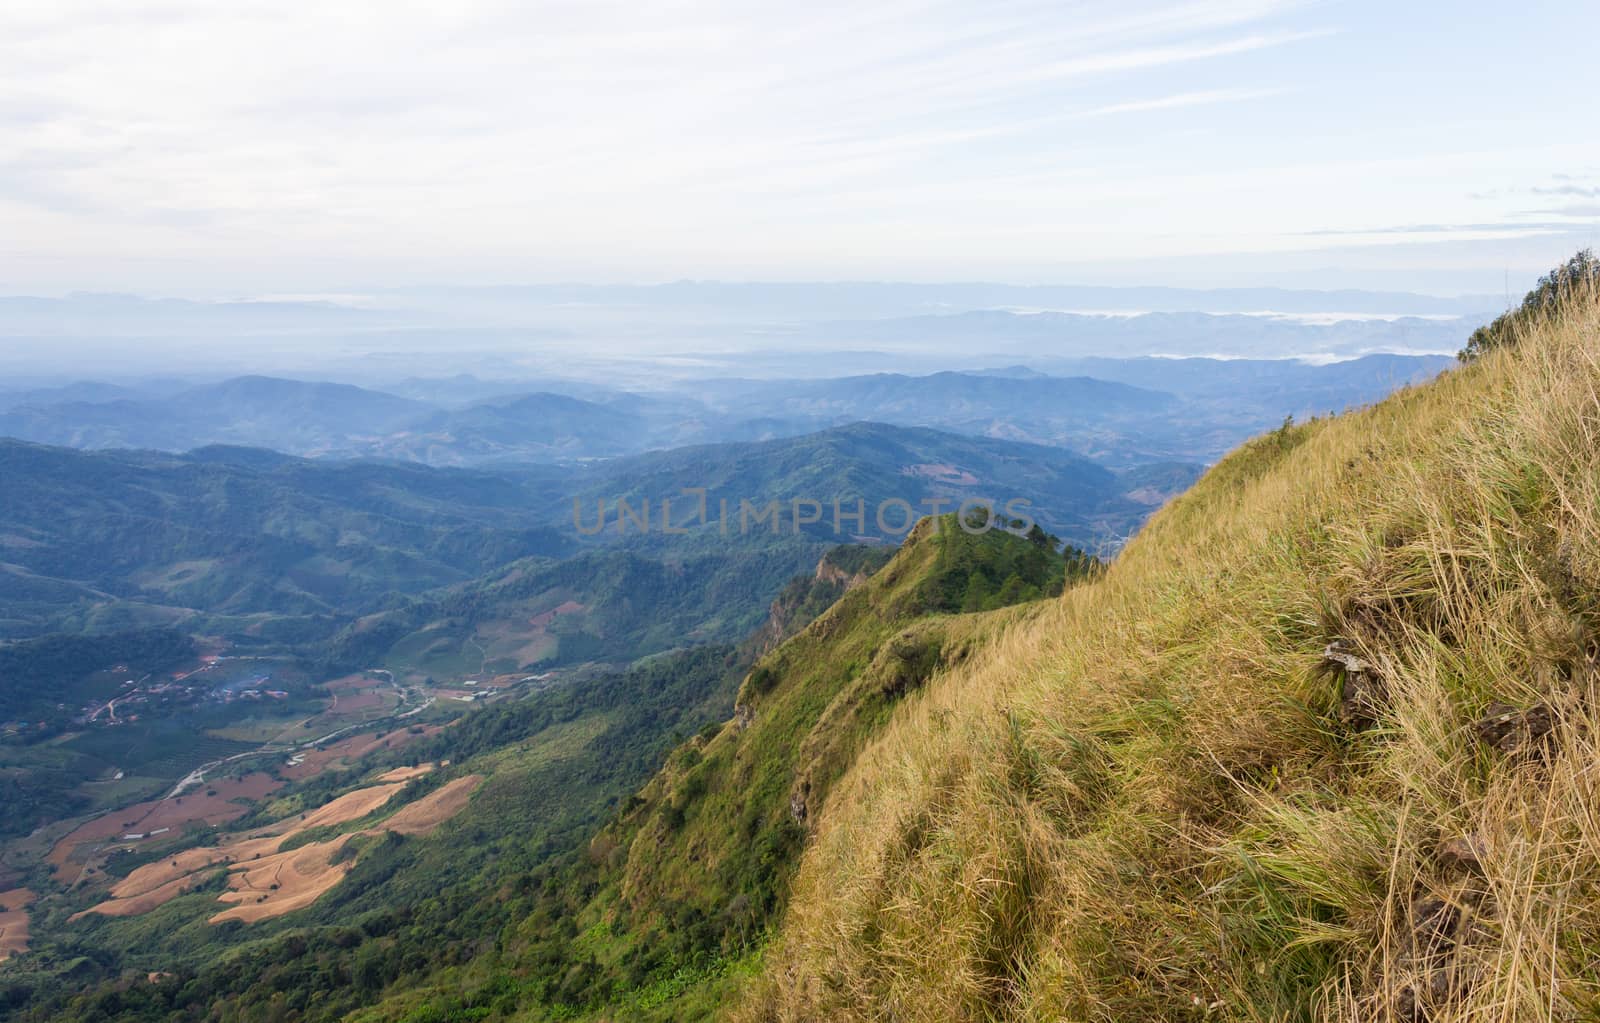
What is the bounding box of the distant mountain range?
[0,355,1453,467]
[0,376,428,454]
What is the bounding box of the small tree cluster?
[1459,249,1600,361]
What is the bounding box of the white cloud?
[0,0,1596,291]
[1080,87,1282,117]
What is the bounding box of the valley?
[11,653,568,900]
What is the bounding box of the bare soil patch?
[209,834,357,924]
[383,775,483,835]
[89,780,406,913]
[902,462,980,485]
[528,600,585,628]
[81,767,480,925]
[71,871,219,921]
[375,764,435,782]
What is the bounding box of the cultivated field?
[80,768,482,925]
[47,772,282,880]
[380,775,482,835]
[210,833,359,924]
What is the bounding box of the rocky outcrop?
[1473,700,1558,756]
[1324,639,1384,727]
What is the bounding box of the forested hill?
[0,423,1190,648]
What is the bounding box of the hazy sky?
[3,0,1597,295]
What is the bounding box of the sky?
[2,0,1598,296]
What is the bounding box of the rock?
[1436,834,1486,874]
[1325,639,1383,726]
[1383,897,1468,1020]
[1409,897,1461,959]
[1377,888,1491,1018]
[1474,701,1556,755]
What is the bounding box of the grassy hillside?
[737,282,1600,1020]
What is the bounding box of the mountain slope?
[343,519,1092,1022]
[737,284,1600,1020]
[601,517,1087,945]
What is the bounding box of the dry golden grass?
[737,286,1600,1021]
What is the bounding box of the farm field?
[204,711,318,744]
[79,767,481,925]
[214,775,482,923]
[320,673,398,718]
[280,723,444,780]
[63,726,257,781]
[76,773,166,812]
[46,772,282,881]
